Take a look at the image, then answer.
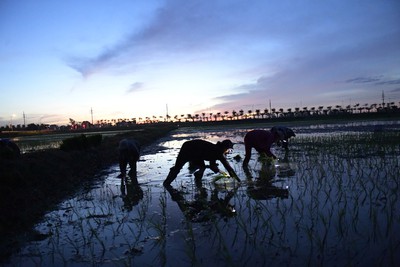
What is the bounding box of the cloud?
[375,79,400,85]
[65,0,400,114]
[345,76,383,84]
[345,77,400,86]
[126,82,144,94]
[65,1,327,78]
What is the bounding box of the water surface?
[6,121,400,266]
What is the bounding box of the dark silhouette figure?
[0,139,21,160]
[242,130,281,167]
[163,139,239,186]
[165,184,237,222]
[270,126,296,150]
[118,139,140,178]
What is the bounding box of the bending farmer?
[243,129,281,168]
[163,139,239,186]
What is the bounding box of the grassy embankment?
[0,124,176,260]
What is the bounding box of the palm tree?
[353,103,360,113]
[303,107,309,116]
[224,111,229,120]
[286,108,292,117]
[326,106,332,115]
[239,110,244,119]
[271,108,276,117]
[247,110,252,119]
[294,107,300,116]
[232,110,237,120]
[187,114,194,122]
[278,108,284,117]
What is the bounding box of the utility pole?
[23,111,26,127]
[382,90,385,107]
[166,104,169,122]
[91,107,93,125]
[269,99,272,114]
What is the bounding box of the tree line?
[1,101,398,132]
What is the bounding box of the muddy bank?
[0,124,176,260]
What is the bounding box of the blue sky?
[1,0,399,126]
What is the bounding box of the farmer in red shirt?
[242,129,282,167]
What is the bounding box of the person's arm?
[264,148,277,159]
[219,157,240,182]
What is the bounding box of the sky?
[1,0,399,126]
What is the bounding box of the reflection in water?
[276,151,296,178]
[244,163,289,200]
[120,174,143,211]
[244,153,293,200]
[165,184,236,222]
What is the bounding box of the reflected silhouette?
[165,184,237,222]
[276,151,296,178]
[120,174,143,211]
[244,160,289,200]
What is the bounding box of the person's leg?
[164,154,187,186]
[119,151,128,177]
[194,161,206,185]
[128,157,137,177]
[209,160,219,173]
[243,143,252,167]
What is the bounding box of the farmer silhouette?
[163,139,239,186]
[0,139,21,159]
[243,127,295,168]
[118,139,140,178]
[242,130,281,168]
[271,126,296,150]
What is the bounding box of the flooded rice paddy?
[12,130,136,153]
[5,121,400,266]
